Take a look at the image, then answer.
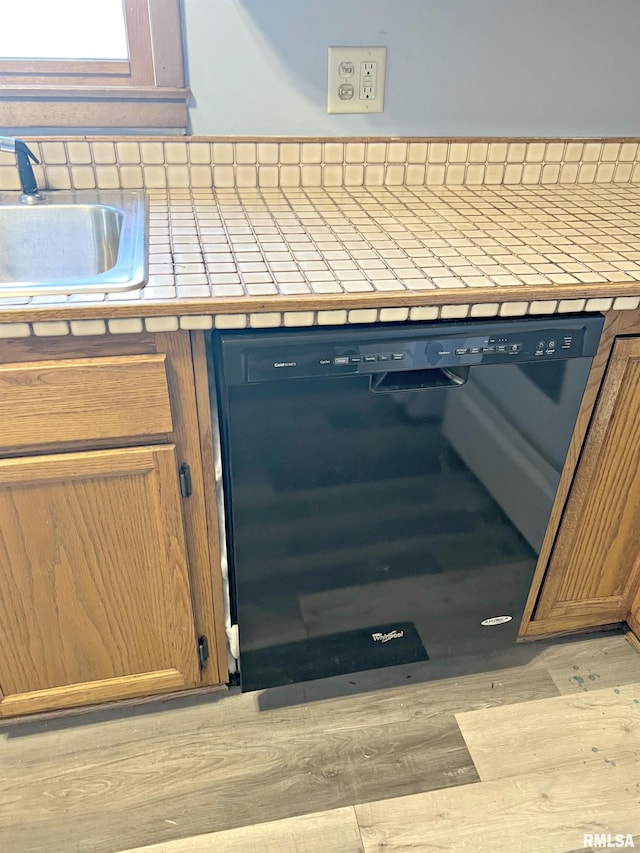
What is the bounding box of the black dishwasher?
[210,315,603,692]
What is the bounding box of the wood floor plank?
[118,807,364,853]
[532,633,640,695]
[0,663,557,853]
[455,682,640,781]
[355,756,640,853]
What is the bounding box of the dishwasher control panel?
[216,316,604,385]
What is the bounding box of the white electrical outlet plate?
[327,47,386,114]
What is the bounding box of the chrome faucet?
[0,136,42,203]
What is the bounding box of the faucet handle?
[14,139,39,164]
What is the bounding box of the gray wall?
[183,0,640,137]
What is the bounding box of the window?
[0,0,189,131]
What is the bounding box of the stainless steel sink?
[0,190,148,297]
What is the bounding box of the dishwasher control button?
[319,358,332,365]
[377,354,391,361]
[469,346,482,354]
[509,343,522,353]
[536,340,546,351]
[333,356,350,365]
[482,345,495,353]
[497,344,508,353]
[363,355,377,362]
[350,356,362,363]
[455,347,468,355]
[547,340,556,350]
[392,352,406,360]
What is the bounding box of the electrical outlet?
[327,47,386,114]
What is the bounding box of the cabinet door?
[532,337,640,632]
[0,445,200,717]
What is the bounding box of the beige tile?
[582,142,602,162]
[280,143,300,164]
[619,141,638,161]
[503,164,523,184]
[387,142,407,163]
[585,297,613,312]
[317,309,348,325]
[214,313,248,329]
[448,142,468,163]
[190,166,213,188]
[440,304,469,319]
[344,164,364,186]
[70,320,107,336]
[506,142,526,163]
[142,166,167,190]
[427,142,448,163]
[405,164,425,185]
[179,315,214,330]
[323,142,344,164]
[499,302,529,316]
[301,165,322,186]
[525,142,546,162]
[302,142,323,163]
[425,164,446,185]
[258,166,279,187]
[188,142,213,164]
[71,166,96,190]
[45,166,72,190]
[65,140,92,164]
[528,300,558,314]
[140,142,165,165]
[558,298,586,313]
[384,164,405,185]
[347,308,378,324]
[602,141,621,162]
[0,322,31,338]
[283,311,315,326]
[164,142,188,164]
[615,163,633,182]
[541,164,560,183]
[545,141,565,162]
[249,312,282,328]
[470,303,500,317]
[485,164,504,184]
[323,165,343,187]
[144,316,179,332]
[613,296,640,310]
[522,164,541,184]
[235,165,257,187]
[409,305,439,320]
[445,164,465,185]
[379,307,409,322]
[235,142,257,164]
[488,142,507,162]
[564,142,584,162]
[578,163,597,183]
[213,166,235,189]
[364,165,385,186]
[559,163,579,183]
[466,142,487,162]
[40,141,67,164]
[279,165,301,186]
[257,142,279,165]
[407,142,428,163]
[596,163,616,182]
[366,142,387,163]
[32,321,70,336]
[108,318,144,334]
[166,165,190,188]
[466,164,485,185]
[345,142,366,162]
[212,143,234,165]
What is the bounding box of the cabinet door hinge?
[179,463,192,497]
[197,635,210,670]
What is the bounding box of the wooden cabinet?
[523,333,640,637]
[0,332,227,718]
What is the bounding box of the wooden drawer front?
[0,354,173,450]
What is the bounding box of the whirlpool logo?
[371,629,404,643]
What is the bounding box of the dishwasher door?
[212,315,603,691]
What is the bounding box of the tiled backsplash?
[1,138,639,191]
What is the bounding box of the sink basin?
[0,190,148,297]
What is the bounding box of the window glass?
[0,0,128,60]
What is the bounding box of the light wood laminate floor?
[1,632,639,853]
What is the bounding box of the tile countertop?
[3,182,640,336]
